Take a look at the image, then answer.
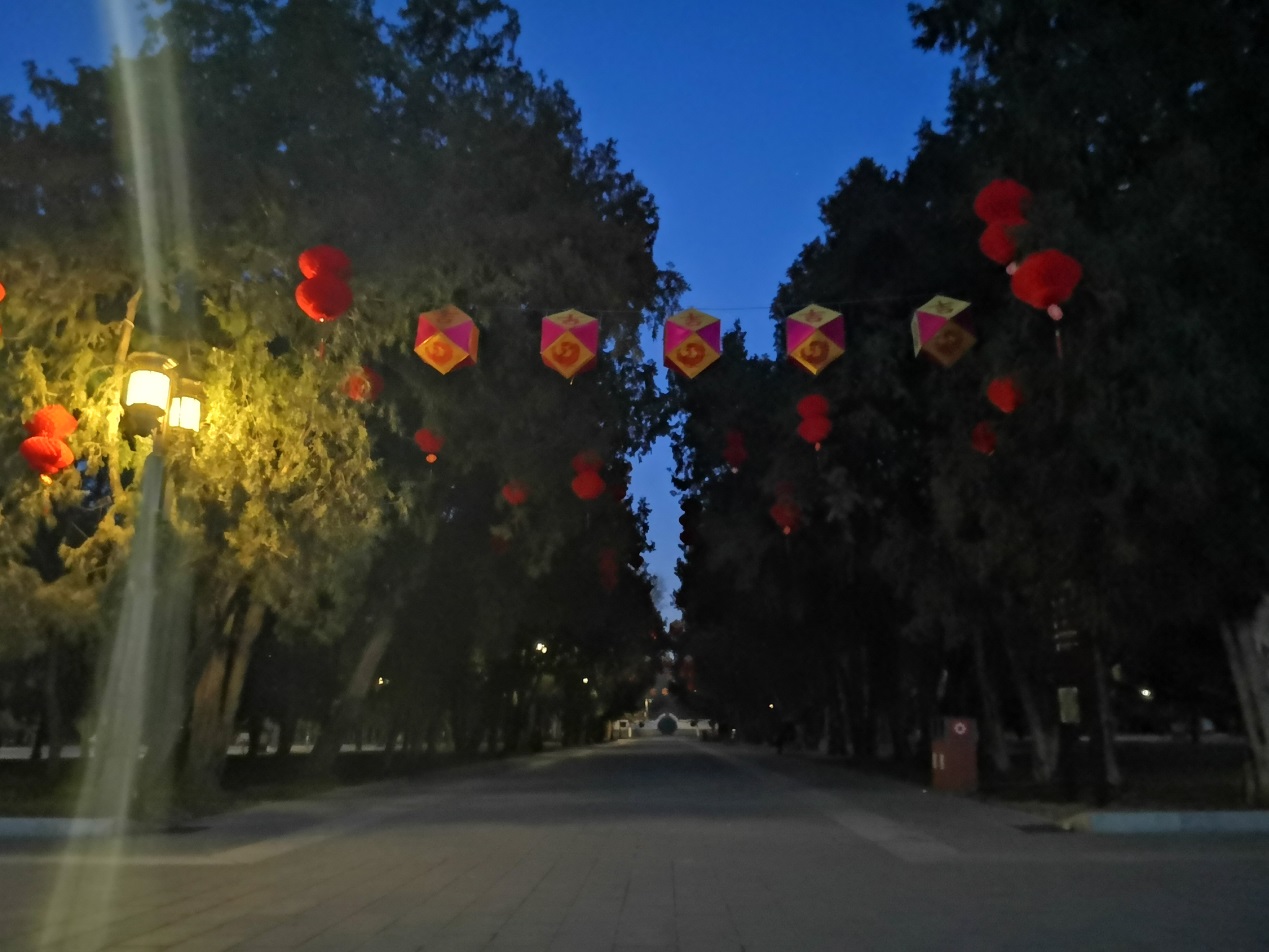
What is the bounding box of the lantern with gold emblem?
[911,296,975,368]
[414,305,479,374]
[785,304,845,375]
[664,308,721,379]
[541,309,599,380]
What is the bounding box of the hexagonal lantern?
[415,305,479,374]
[664,308,721,379]
[911,296,975,368]
[785,304,845,375]
[541,309,599,380]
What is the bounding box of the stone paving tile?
[4,739,1269,952]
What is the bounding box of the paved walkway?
[2,737,1268,951]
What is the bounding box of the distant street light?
[1140,688,1153,699]
[582,677,589,684]
[534,642,548,654]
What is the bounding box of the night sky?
[1,1,955,617]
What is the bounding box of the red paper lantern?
[502,481,529,507]
[797,415,832,449]
[20,436,74,477]
[24,404,78,439]
[1011,250,1083,321]
[342,366,383,402]
[295,274,353,323]
[986,377,1021,414]
[978,223,1019,268]
[973,179,1032,225]
[572,469,606,501]
[298,245,351,280]
[796,394,830,419]
[571,451,603,474]
[414,428,444,463]
[770,499,801,536]
[971,421,997,456]
[0,280,6,303]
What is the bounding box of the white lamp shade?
[169,395,202,432]
[124,369,173,413]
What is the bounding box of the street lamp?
[168,380,204,433]
[122,352,202,438]
[123,352,177,435]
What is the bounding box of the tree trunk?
[246,714,264,758]
[1002,636,1058,782]
[972,628,1012,776]
[308,619,394,776]
[275,709,297,758]
[1223,600,1269,806]
[181,600,267,802]
[1089,637,1122,801]
[43,638,64,779]
[29,715,45,762]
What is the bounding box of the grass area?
[979,738,1251,814]
[0,747,528,819]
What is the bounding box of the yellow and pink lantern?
[785,304,845,375]
[664,308,721,379]
[415,305,479,374]
[541,309,599,380]
[911,295,975,368]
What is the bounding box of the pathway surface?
[2,737,1268,951]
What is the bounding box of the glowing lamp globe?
[123,353,177,434]
[785,305,845,375]
[911,296,976,368]
[169,381,204,433]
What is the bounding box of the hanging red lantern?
[795,395,832,450]
[24,404,78,439]
[971,421,997,456]
[296,274,353,323]
[342,365,383,402]
[979,223,1021,272]
[722,429,747,473]
[298,245,351,280]
[986,377,1021,414]
[0,280,6,303]
[20,436,74,479]
[973,179,1032,225]
[414,428,444,463]
[501,480,529,507]
[769,498,801,536]
[796,415,832,449]
[598,548,619,592]
[1011,250,1083,321]
[572,469,606,501]
[796,395,829,419]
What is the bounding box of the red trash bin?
[931,716,978,793]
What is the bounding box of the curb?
[1066,810,1269,834]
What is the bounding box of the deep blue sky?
[1,1,955,617]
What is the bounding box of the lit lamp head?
[169,380,204,434]
[123,352,177,437]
